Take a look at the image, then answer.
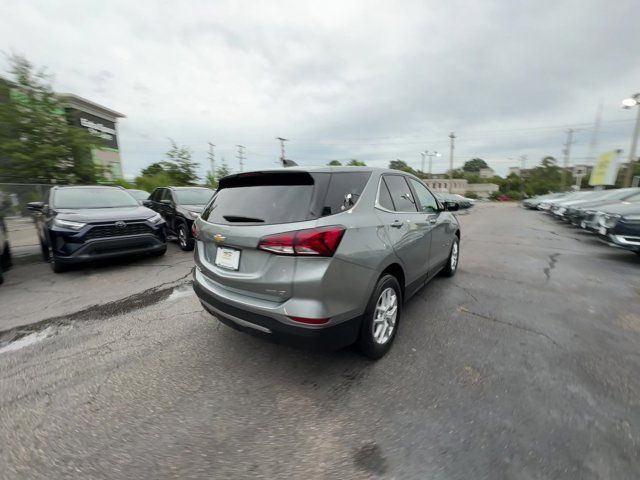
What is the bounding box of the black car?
[144,187,214,251]
[27,186,167,273]
[565,187,640,226]
[127,189,150,204]
[595,203,640,255]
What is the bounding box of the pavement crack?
[455,283,478,302]
[0,268,195,349]
[543,253,560,283]
[458,306,560,346]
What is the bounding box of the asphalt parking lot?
[1,203,639,479]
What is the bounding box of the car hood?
[55,206,156,223]
[595,202,640,216]
[180,204,205,213]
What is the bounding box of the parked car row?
[523,188,640,255]
[26,185,214,272]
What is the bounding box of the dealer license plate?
[215,247,240,270]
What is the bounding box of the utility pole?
[236,145,245,172]
[208,142,215,176]
[276,137,288,167]
[561,129,574,190]
[420,151,426,174]
[448,133,455,193]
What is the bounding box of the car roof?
[167,186,214,190]
[52,185,122,190]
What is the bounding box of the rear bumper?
[53,234,166,264]
[193,271,362,350]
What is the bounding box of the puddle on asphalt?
[0,326,56,355]
[166,284,194,302]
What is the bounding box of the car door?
[375,174,432,289]
[407,178,451,272]
[158,189,176,231]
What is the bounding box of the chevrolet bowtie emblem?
[213,234,226,243]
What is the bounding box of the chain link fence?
[0,183,52,218]
[0,183,53,251]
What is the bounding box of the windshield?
[174,189,214,205]
[127,190,149,201]
[53,188,139,209]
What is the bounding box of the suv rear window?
[203,171,371,225]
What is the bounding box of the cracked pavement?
[1,204,639,479]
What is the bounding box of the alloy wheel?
[372,287,398,345]
[450,240,459,271]
[178,227,187,248]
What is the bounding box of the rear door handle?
[390,220,403,229]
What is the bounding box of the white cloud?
[1,0,638,177]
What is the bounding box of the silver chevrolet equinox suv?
[192,167,461,359]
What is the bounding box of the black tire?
[40,238,50,261]
[357,274,402,360]
[177,222,195,251]
[150,246,167,257]
[50,255,67,273]
[440,236,460,278]
[0,264,4,285]
[1,242,11,270]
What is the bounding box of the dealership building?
[59,93,125,180]
[0,78,126,180]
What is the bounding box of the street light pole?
[448,133,455,193]
[622,93,640,187]
[424,150,440,178]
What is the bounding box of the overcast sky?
[1,0,638,178]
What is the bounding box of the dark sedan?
[28,186,167,272]
[596,203,640,255]
[564,188,640,225]
[144,186,214,251]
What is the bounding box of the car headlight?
[600,214,621,228]
[187,210,200,219]
[54,218,86,230]
[557,207,566,214]
[147,212,164,224]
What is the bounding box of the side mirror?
[160,199,172,205]
[27,201,44,211]
[443,201,459,212]
[142,200,153,207]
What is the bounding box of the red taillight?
[288,316,330,325]
[258,226,345,256]
[191,222,199,239]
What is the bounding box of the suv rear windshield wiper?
[223,215,265,223]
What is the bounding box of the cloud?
[0,0,638,177]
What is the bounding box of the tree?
[389,160,416,175]
[347,159,366,166]
[166,139,199,185]
[215,158,232,180]
[327,160,342,166]
[0,54,104,183]
[462,158,489,172]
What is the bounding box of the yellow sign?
[589,151,619,186]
